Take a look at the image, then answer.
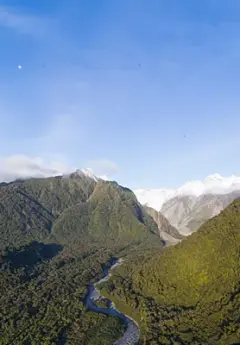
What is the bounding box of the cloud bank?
[0,155,117,183]
[84,159,119,176]
[0,155,73,182]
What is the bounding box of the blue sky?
[0,0,240,189]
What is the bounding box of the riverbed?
[85,258,140,345]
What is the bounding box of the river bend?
[85,258,140,345]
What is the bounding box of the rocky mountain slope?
[135,174,240,235]
[102,198,240,345]
[134,174,240,210]
[144,206,183,244]
[161,191,240,235]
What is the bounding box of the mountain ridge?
[1,170,239,344]
[0,173,163,345]
[144,205,183,244]
[134,173,240,211]
[161,190,240,235]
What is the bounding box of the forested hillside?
[1,173,239,345]
[0,174,162,345]
[53,181,160,249]
[101,199,240,345]
[0,172,96,250]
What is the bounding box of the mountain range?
[0,170,164,345]
[0,170,239,345]
[160,190,240,235]
[135,174,240,235]
[0,170,164,252]
[134,174,240,209]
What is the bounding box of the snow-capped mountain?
[160,191,240,236]
[134,174,240,211]
[134,174,240,236]
[69,168,109,182]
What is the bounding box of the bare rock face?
[144,205,183,245]
[161,191,240,236]
[134,174,240,237]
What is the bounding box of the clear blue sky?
[1,0,240,189]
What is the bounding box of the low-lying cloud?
[84,159,119,176]
[0,155,116,183]
[0,155,73,182]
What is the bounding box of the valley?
[101,199,240,344]
[0,171,239,345]
[85,258,140,345]
[2,1,240,343]
[0,172,161,345]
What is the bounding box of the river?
[85,258,140,345]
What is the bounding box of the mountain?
[0,172,163,345]
[101,198,240,345]
[53,180,161,250]
[1,170,239,344]
[144,206,183,245]
[134,174,240,235]
[0,171,161,252]
[161,191,240,235]
[0,172,96,250]
[134,173,240,210]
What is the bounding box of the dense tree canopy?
[0,175,161,345]
[101,199,240,344]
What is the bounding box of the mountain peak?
[72,168,109,182]
[80,168,98,181]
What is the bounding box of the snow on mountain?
[73,168,109,182]
[134,188,176,212]
[80,168,98,181]
[134,174,240,211]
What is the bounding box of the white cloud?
[0,155,73,182]
[0,155,117,183]
[98,175,110,181]
[84,159,119,177]
[134,173,240,211]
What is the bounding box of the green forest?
[0,174,239,344]
[101,199,240,345]
[0,174,161,345]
